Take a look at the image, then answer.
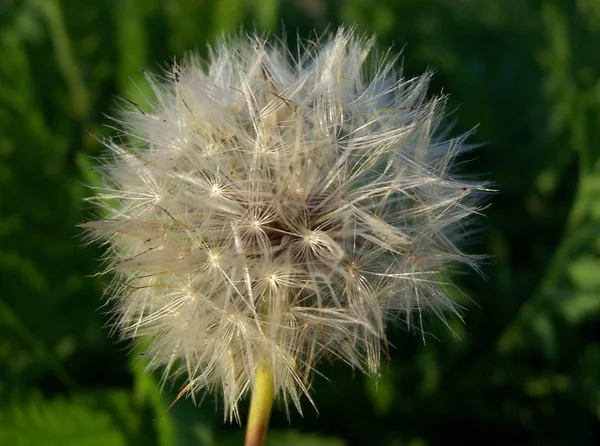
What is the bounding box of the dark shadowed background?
[1,0,599,445]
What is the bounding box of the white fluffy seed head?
[83,27,486,421]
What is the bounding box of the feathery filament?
[84,27,485,421]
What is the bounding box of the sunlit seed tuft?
[83,27,487,421]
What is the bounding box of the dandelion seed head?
[83,27,486,421]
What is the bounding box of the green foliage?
[0,391,135,446]
[267,431,347,446]
[0,0,599,444]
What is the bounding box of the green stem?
[40,0,89,119]
[0,300,79,390]
[244,364,274,446]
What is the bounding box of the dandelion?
[83,27,486,445]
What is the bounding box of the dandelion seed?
[83,26,487,445]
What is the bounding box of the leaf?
[129,353,176,446]
[253,0,279,31]
[560,293,600,323]
[266,431,347,446]
[128,345,218,446]
[365,369,396,414]
[0,391,136,446]
[568,259,600,289]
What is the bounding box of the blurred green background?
[1,0,599,445]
